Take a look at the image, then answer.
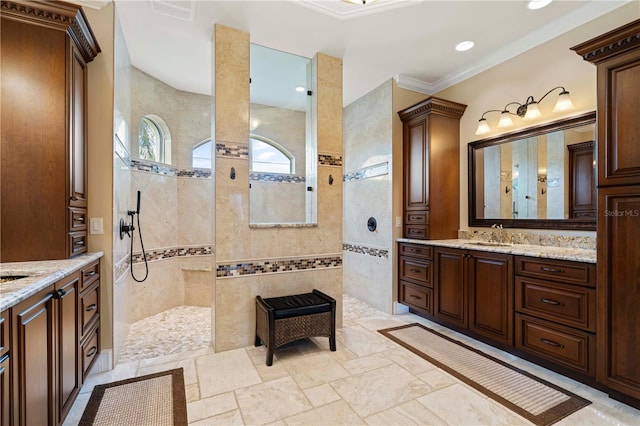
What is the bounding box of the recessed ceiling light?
[455,41,475,52]
[295,86,305,92]
[528,0,552,10]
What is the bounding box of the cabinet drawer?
[0,311,7,356]
[81,282,99,337]
[69,231,87,256]
[400,257,431,287]
[516,314,595,377]
[69,207,87,231]
[515,277,595,332]
[400,281,433,314]
[515,257,595,287]
[80,260,100,292]
[404,225,429,240]
[81,325,99,380]
[405,211,429,225]
[399,243,432,259]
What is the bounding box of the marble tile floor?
[64,296,640,425]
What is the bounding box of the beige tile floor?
[64,296,640,425]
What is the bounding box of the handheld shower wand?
[120,190,149,282]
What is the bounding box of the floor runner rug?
[79,368,187,425]
[379,323,590,426]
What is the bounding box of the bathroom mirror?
[249,43,316,225]
[469,111,596,230]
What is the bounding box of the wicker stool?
[255,289,336,366]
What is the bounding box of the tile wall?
[214,25,344,351]
[342,80,394,314]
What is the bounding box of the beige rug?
[79,368,187,426]
[379,323,590,426]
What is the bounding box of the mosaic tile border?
[318,152,343,167]
[344,161,389,182]
[458,230,596,250]
[216,142,249,159]
[343,242,389,259]
[216,254,342,278]
[131,245,213,264]
[250,172,306,183]
[130,159,212,179]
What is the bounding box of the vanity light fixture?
[475,86,575,135]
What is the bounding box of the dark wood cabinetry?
[433,247,513,346]
[568,141,596,219]
[8,259,100,425]
[398,243,433,315]
[0,311,9,426]
[572,18,640,406]
[0,1,100,262]
[398,97,467,240]
[514,256,596,378]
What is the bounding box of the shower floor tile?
[118,305,212,363]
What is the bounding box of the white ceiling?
[112,0,631,107]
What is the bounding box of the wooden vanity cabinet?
[398,97,467,240]
[514,256,596,378]
[572,18,640,405]
[0,311,9,426]
[10,260,100,426]
[433,247,514,346]
[0,1,100,262]
[398,243,433,314]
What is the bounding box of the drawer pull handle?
[52,289,66,299]
[74,240,85,246]
[540,338,564,348]
[410,249,417,253]
[86,304,97,312]
[86,346,98,357]
[409,295,421,300]
[540,267,564,273]
[540,298,564,306]
[75,217,85,222]
[84,271,97,278]
[409,268,422,273]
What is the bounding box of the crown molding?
[297,0,420,20]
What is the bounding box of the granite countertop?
[0,252,103,312]
[397,238,596,264]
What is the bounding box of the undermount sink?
[467,241,512,247]
[0,274,29,284]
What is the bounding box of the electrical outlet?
[395,216,402,228]
[90,217,104,235]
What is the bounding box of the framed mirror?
[468,111,596,230]
[249,43,315,225]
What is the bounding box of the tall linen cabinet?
[0,1,100,262]
[572,19,640,406]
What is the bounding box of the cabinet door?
[434,247,467,328]
[569,142,596,219]
[597,50,640,187]
[56,273,81,424]
[69,43,88,207]
[598,186,640,399]
[12,288,56,426]
[404,117,429,211]
[0,353,8,426]
[468,251,513,345]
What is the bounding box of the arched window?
[192,138,212,168]
[138,114,171,164]
[250,135,294,174]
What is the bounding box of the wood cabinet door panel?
[469,251,513,345]
[399,243,432,259]
[13,288,56,426]
[434,248,467,328]
[598,186,640,397]
[399,257,431,287]
[0,353,8,426]
[515,256,595,287]
[400,281,433,314]
[598,51,640,186]
[56,274,80,424]
[405,119,429,210]
[69,44,88,207]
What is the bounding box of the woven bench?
[255,289,336,366]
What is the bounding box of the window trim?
[249,134,295,174]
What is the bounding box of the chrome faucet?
[491,224,504,244]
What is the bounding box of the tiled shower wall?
[343,80,394,314]
[214,25,344,351]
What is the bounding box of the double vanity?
[398,238,596,386]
